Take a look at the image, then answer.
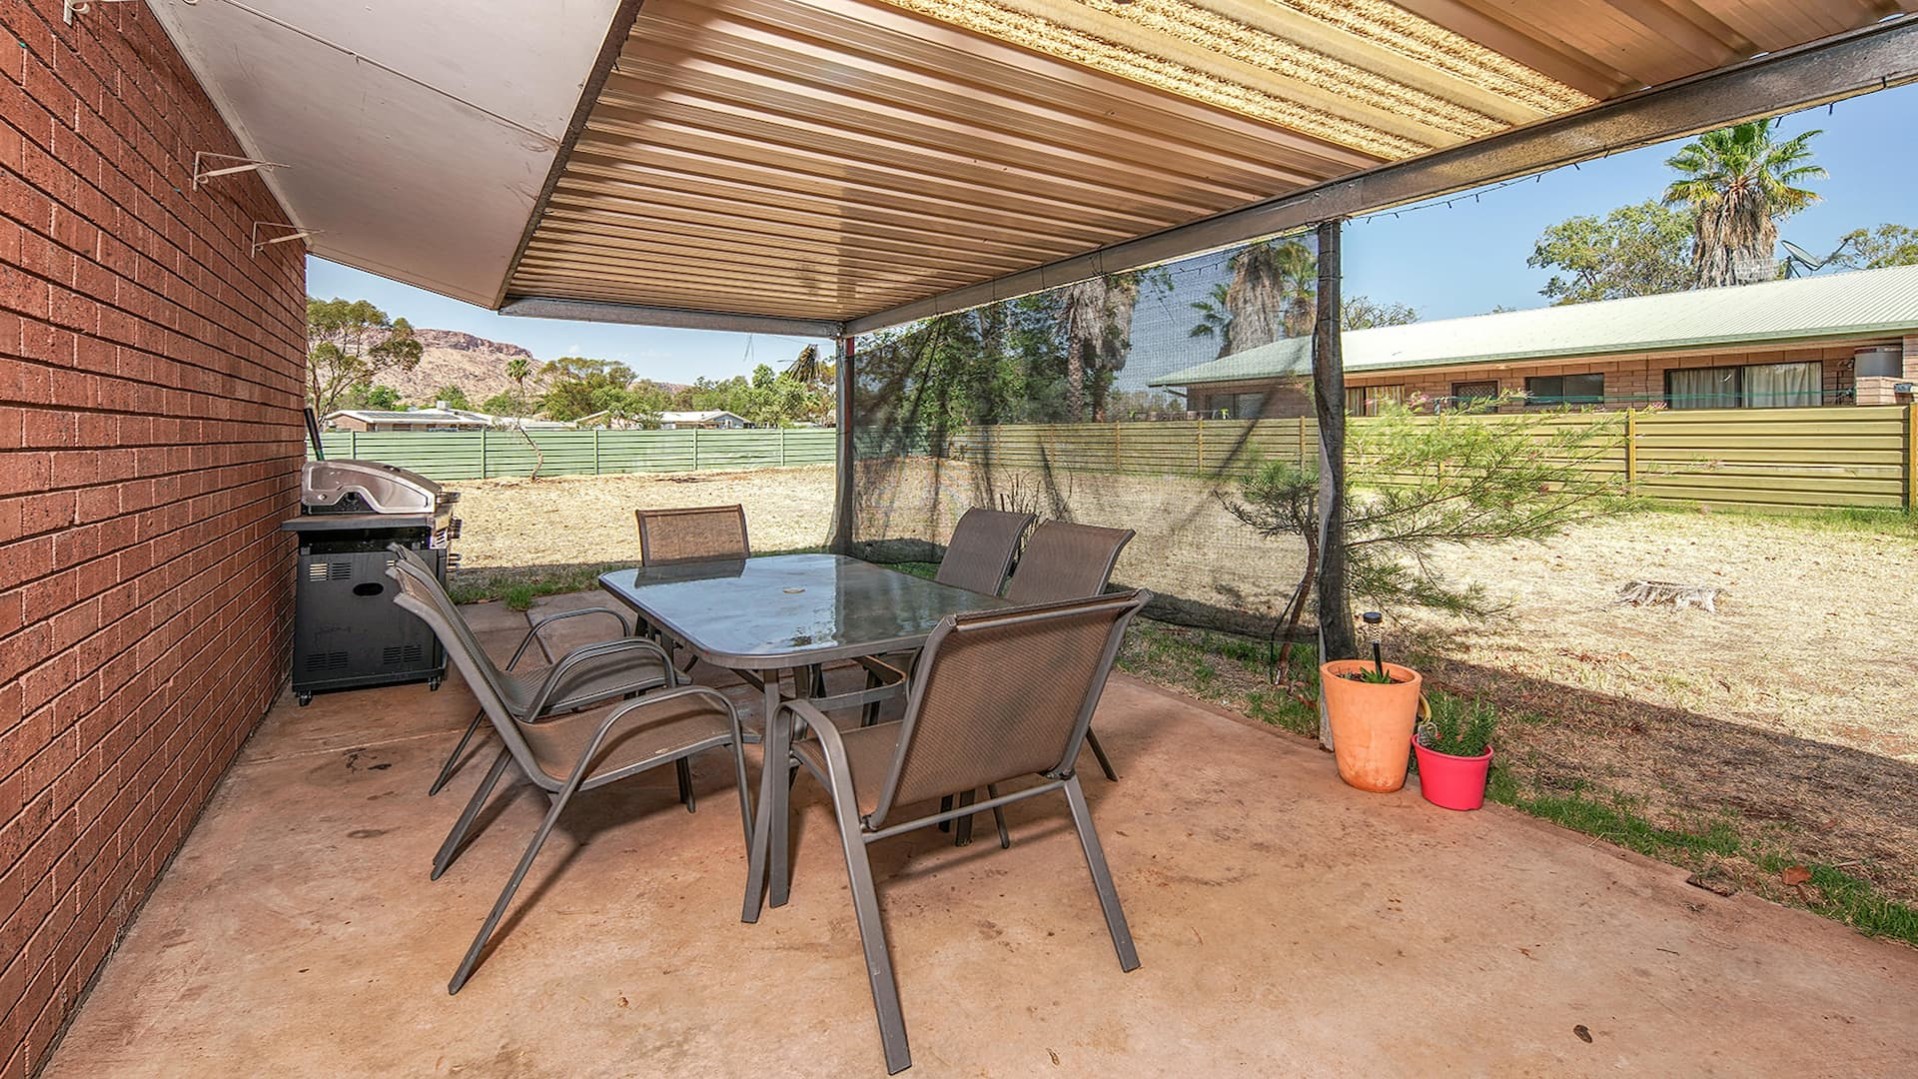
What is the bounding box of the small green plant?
[1418,692,1497,757]
[1342,666,1400,684]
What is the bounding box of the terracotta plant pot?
[1320,660,1422,793]
[1412,740,1494,811]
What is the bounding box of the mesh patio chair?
[633,504,751,672]
[1000,521,1135,782]
[389,561,754,994]
[386,547,684,804]
[857,507,1034,725]
[634,504,750,565]
[776,589,1150,1074]
[933,507,1034,593]
[386,548,696,852]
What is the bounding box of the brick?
[0,2,303,1060]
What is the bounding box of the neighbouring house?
[323,408,492,432]
[1150,265,1918,416]
[323,408,575,432]
[658,409,748,429]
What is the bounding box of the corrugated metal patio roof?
[146,1,1918,331]
[1148,264,1918,386]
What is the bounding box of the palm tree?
[501,356,542,478]
[1187,282,1234,356]
[1200,238,1318,356]
[1056,272,1143,422]
[503,357,531,415]
[1663,120,1824,288]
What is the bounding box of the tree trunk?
[1312,219,1355,668]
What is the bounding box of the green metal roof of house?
[1148,264,1918,388]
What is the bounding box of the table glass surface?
[598,554,1007,667]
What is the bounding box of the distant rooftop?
[1150,265,1918,388]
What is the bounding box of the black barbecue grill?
[282,454,461,705]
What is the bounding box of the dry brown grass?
[454,466,837,572]
[1402,511,1918,763]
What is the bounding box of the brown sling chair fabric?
[778,590,1150,1074]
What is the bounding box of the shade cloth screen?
[849,233,1320,633]
[1742,361,1820,408]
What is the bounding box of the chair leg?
[937,793,953,832]
[954,789,976,847]
[432,748,512,881]
[1062,775,1139,972]
[861,667,882,727]
[676,757,696,813]
[984,783,1011,850]
[730,741,755,853]
[1085,727,1119,782]
[429,708,488,796]
[825,768,911,1073]
[448,770,584,994]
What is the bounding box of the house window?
[1344,385,1404,416]
[1445,380,1499,411]
[1665,362,1821,409]
[1207,391,1266,419]
[1524,373,1605,407]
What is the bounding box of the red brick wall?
[1191,339,1883,418]
[0,2,305,1074]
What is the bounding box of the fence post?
[1296,417,1306,464]
[1625,410,1640,493]
[479,430,488,479]
[1196,418,1204,472]
[593,428,602,475]
[693,429,701,471]
[1906,403,1917,510]
[348,431,358,459]
[1113,422,1122,473]
[780,427,787,467]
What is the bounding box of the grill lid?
[302,460,448,515]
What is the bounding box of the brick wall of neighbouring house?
[1,2,306,1074]
[1190,340,1881,418]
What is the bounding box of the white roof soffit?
[145,0,630,306]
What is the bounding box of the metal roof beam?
[842,17,1918,337]
[500,296,844,338]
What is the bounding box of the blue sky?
[307,83,1915,385]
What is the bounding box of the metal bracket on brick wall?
[250,221,319,257]
[64,0,139,24]
[193,152,286,191]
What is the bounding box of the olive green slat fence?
[317,407,1918,510]
[919,404,1918,511]
[310,428,836,481]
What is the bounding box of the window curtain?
[1668,367,1737,409]
[1742,362,1820,408]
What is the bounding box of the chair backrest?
[934,507,1035,595]
[1001,521,1134,605]
[635,504,750,566]
[385,552,545,779]
[868,589,1149,828]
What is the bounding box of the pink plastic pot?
[1412,740,1493,811]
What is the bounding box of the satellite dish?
[1779,237,1858,278]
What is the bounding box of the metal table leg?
[741,665,789,923]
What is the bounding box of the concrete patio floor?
[42,593,1918,1077]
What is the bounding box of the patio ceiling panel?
[502,0,1918,330]
[503,0,1578,321]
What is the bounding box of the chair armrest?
[524,636,672,717]
[508,606,636,669]
[853,654,910,687]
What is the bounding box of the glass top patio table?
[597,553,1009,670]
